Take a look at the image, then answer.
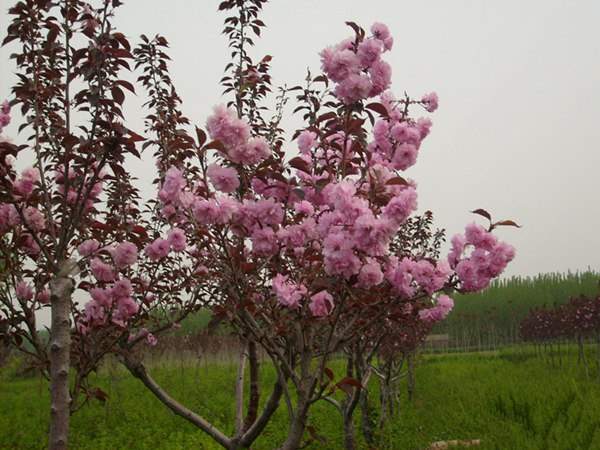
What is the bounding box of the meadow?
[2,346,600,450]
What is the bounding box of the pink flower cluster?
[207,163,239,193]
[418,295,454,322]
[368,92,435,172]
[309,290,334,317]
[421,92,439,113]
[206,105,270,164]
[13,167,40,198]
[0,100,10,135]
[15,280,34,301]
[320,23,393,104]
[448,223,516,292]
[0,203,19,232]
[82,277,140,328]
[312,181,419,280]
[272,274,307,309]
[385,257,451,298]
[144,229,188,261]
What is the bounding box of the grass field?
[2,346,600,450]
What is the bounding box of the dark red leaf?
[493,219,521,228]
[289,157,311,174]
[471,208,492,222]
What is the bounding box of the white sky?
[2,0,600,279]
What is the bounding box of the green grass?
[2,347,600,449]
[435,271,600,348]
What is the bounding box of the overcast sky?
[1,0,600,279]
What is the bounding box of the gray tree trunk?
[48,260,76,450]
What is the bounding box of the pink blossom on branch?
[309,290,335,317]
[110,241,138,268]
[15,281,34,301]
[77,239,100,257]
[206,163,240,193]
[421,92,439,113]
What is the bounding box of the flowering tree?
[1,1,517,449]
[0,2,203,449]
[119,3,517,448]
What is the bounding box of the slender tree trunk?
[279,390,311,450]
[48,260,76,450]
[343,412,356,450]
[407,353,415,402]
[359,386,375,445]
[234,343,248,435]
[242,340,260,432]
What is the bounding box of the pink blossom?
[419,295,454,322]
[352,214,393,256]
[90,287,112,308]
[193,196,239,225]
[385,257,416,298]
[13,167,40,198]
[251,227,278,256]
[368,59,392,96]
[144,238,170,261]
[416,118,433,139]
[206,163,240,193]
[357,38,383,68]
[116,296,139,320]
[78,239,100,257]
[36,289,50,305]
[320,48,360,83]
[22,207,45,231]
[84,301,106,323]
[167,228,187,252]
[159,167,186,204]
[382,188,418,224]
[16,281,34,301]
[309,290,334,317]
[0,103,10,133]
[90,258,115,282]
[297,130,317,154]
[272,274,307,308]
[110,241,138,268]
[437,294,454,312]
[0,203,19,230]
[358,260,384,287]
[294,200,314,216]
[335,73,372,104]
[112,278,133,298]
[391,143,418,170]
[371,22,391,41]
[422,92,439,112]
[206,104,250,149]
[323,232,361,278]
[371,22,393,50]
[229,136,270,165]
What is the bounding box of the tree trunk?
[359,387,375,445]
[407,353,415,402]
[48,260,76,450]
[242,340,260,432]
[279,394,310,450]
[234,343,248,435]
[343,412,356,450]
